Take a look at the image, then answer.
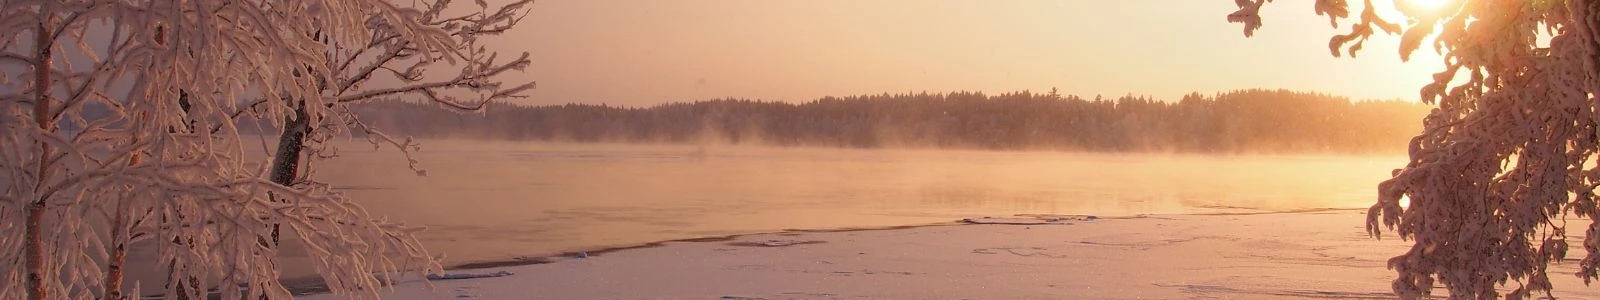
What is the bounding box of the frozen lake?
[312,140,1405,268]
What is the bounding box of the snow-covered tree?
[0,0,534,299]
[1230,0,1600,298]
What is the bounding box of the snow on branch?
[2,0,536,299]
[1230,0,1600,298]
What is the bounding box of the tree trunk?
[168,259,193,300]
[26,16,55,300]
[103,213,127,300]
[267,101,309,245]
[23,203,44,300]
[246,101,309,300]
[102,186,132,300]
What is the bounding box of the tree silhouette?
[354,89,1429,154]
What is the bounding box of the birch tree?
[0,0,534,299]
[1230,0,1600,298]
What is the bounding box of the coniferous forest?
[355,89,1430,154]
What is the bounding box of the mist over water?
[314,140,1404,266]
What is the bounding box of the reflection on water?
[315,140,1404,267]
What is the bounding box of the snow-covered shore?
[299,210,1600,299]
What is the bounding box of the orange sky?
[499,0,1445,106]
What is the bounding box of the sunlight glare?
[1404,0,1450,13]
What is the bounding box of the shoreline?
[288,207,1553,299]
[432,207,1361,271]
[284,222,971,296]
[451,222,962,269]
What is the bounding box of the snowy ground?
[298,210,1599,299]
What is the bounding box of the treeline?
[354,89,1431,153]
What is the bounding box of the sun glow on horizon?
[512,1,1452,106]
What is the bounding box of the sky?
[496,0,1447,106]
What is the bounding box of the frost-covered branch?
[0,0,536,299]
[328,0,536,111]
[261,0,537,184]
[1231,0,1600,298]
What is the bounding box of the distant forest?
[355,89,1432,153]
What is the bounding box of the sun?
[1401,0,1451,13]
